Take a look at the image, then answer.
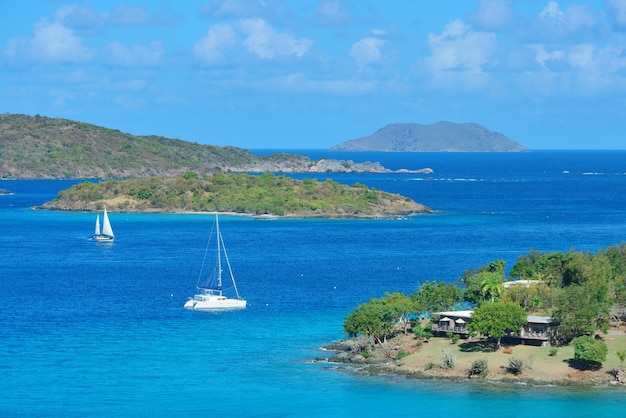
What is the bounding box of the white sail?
[93,206,115,242]
[101,206,114,238]
[95,215,101,236]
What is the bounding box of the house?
[431,310,558,346]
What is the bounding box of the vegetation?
[41,173,430,217]
[572,336,608,369]
[467,301,527,347]
[0,113,391,179]
[342,244,626,348]
[507,356,531,375]
[438,349,456,369]
[468,358,489,378]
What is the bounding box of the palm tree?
[481,274,504,302]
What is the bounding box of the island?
[39,172,432,219]
[331,121,527,152]
[0,113,432,179]
[323,247,626,386]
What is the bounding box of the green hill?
[0,113,390,179]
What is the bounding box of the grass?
[395,332,626,383]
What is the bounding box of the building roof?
[434,310,556,324]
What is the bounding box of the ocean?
[1,150,625,417]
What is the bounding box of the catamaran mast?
[216,214,223,296]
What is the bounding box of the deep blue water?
[1,151,626,416]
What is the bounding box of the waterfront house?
[431,310,557,346]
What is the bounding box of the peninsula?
[39,173,432,218]
[324,246,626,387]
[0,113,431,179]
[331,122,526,152]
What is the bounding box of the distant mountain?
[0,113,401,179]
[331,122,527,152]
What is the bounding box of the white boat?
[184,214,247,311]
[93,205,115,242]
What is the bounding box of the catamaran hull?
[94,235,114,242]
[184,297,247,311]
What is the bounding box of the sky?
[1,0,626,150]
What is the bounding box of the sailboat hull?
[184,294,247,311]
[94,235,114,242]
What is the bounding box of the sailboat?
[93,205,115,242]
[184,214,247,311]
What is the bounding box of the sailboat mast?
[216,214,222,294]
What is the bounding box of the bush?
[424,362,435,371]
[468,358,489,378]
[438,349,456,369]
[507,356,526,375]
[573,335,608,369]
[549,348,558,356]
[396,350,410,360]
[452,334,461,344]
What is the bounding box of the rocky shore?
[322,333,626,387]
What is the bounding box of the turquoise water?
[1,151,626,416]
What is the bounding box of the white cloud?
[608,0,626,27]
[539,1,564,21]
[54,4,107,31]
[349,37,386,67]
[194,24,238,64]
[469,0,513,30]
[313,0,354,26]
[425,19,496,73]
[527,44,565,69]
[564,3,596,31]
[5,18,93,64]
[567,43,596,69]
[237,18,313,59]
[104,41,164,67]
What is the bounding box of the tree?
[412,281,463,314]
[383,292,415,334]
[572,335,608,370]
[553,280,611,343]
[480,274,504,302]
[467,301,527,347]
[460,260,506,304]
[343,297,405,345]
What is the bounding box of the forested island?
[0,113,431,179]
[39,172,432,218]
[326,246,626,386]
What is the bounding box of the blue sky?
[2,0,626,150]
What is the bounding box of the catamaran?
[93,206,115,242]
[184,214,247,311]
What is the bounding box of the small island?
[39,172,432,218]
[324,247,626,387]
[331,122,527,152]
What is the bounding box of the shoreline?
[322,333,626,388]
